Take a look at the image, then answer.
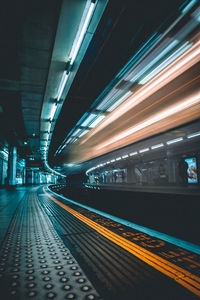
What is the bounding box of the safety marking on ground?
[47,186,200,255]
[44,188,200,297]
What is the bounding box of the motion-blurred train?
[55,2,200,193]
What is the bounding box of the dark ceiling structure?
[0,0,61,160]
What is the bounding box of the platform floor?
[0,186,200,299]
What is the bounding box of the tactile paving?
[0,189,100,300]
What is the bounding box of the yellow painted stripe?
[44,189,200,296]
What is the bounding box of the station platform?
[0,186,200,299]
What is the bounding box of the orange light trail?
[81,38,200,145]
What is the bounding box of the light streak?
[81,41,200,145]
[96,92,200,150]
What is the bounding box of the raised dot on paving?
[60,277,69,283]
[57,271,65,276]
[45,283,53,290]
[65,293,76,299]
[81,285,91,292]
[27,291,37,297]
[63,284,72,291]
[46,292,56,299]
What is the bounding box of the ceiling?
[0,0,61,160]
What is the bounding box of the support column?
[7,146,17,187]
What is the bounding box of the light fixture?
[69,1,96,65]
[187,131,200,138]
[139,148,149,153]
[96,89,119,110]
[181,0,198,14]
[129,151,138,156]
[166,137,183,145]
[106,91,133,112]
[72,128,82,136]
[130,40,179,83]
[56,72,69,101]
[53,0,97,132]
[89,115,105,128]
[47,121,51,134]
[123,32,161,82]
[78,129,89,137]
[66,137,72,144]
[192,7,200,22]
[139,42,192,85]
[151,143,164,149]
[81,113,97,127]
[49,102,58,121]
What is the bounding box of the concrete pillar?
[23,167,26,185]
[127,165,135,183]
[26,169,34,185]
[34,171,40,184]
[7,146,17,187]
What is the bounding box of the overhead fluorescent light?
[130,40,179,83]
[89,115,105,128]
[139,148,149,153]
[151,143,164,149]
[79,129,89,137]
[72,138,78,144]
[106,91,132,112]
[56,72,69,101]
[139,42,191,85]
[66,163,74,167]
[187,131,200,139]
[181,0,198,14]
[116,157,121,160]
[166,137,183,145]
[96,89,119,110]
[66,137,72,144]
[129,151,138,156]
[70,1,96,64]
[192,7,200,22]
[49,103,57,121]
[72,128,82,136]
[81,113,97,127]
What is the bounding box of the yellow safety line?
[44,189,200,296]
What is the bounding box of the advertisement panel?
[184,157,198,183]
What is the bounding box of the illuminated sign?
[184,157,198,183]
